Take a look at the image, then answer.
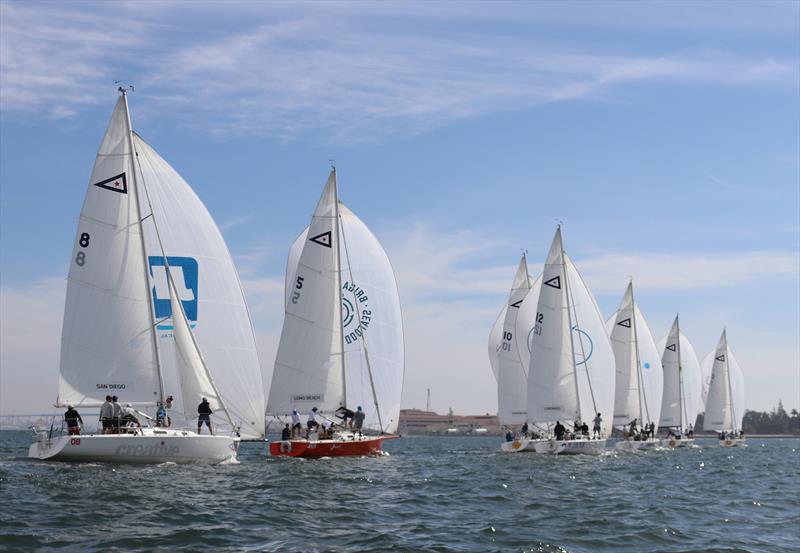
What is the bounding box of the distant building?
[398,408,501,436]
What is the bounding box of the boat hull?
[615,438,660,451]
[501,438,545,453]
[28,429,239,464]
[719,438,747,448]
[661,437,695,448]
[269,435,395,458]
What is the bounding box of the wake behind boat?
[28,89,265,464]
[266,169,404,458]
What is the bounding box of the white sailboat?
[606,282,663,451]
[266,169,404,457]
[490,255,545,452]
[524,227,615,455]
[658,315,702,448]
[29,89,264,464]
[702,330,746,447]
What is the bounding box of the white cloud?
[1,1,796,139]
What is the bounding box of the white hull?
[719,438,747,448]
[501,438,547,453]
[615,438,660,451]
[661,437,695,448]
[559,438,606,455]
[28,428,238,464]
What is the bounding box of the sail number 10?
[75,232,91,266]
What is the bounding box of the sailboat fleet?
[491,228,747,454]
[29,89,747,464]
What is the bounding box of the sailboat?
[606,282,663,450]
[702,330,746,447]
[266,169,404,457]
[658,315,702,448]
[524,227,615,455]
[489,254,544,453]
[29,89,265,464]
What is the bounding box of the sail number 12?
[75,232,91,266]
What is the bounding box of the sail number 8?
[75,232,90,266]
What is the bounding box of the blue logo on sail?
[148,256,198,330]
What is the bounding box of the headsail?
[132,133,266,439]
[607,282,663,429]
[57,96,159,407]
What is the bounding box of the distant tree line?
[696,400,800,435]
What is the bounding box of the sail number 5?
[291,276,304,304]
[75,232,91,266]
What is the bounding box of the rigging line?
[338,205,385,434]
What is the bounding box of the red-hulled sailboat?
[265,168,404,458]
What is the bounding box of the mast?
[675,314,686,432]
[121,87,165,406]
[629,282,648,425]
[723,330,737,433]
[332,168,348,409]
[559,227,583,422]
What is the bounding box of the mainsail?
[702,330,745,433]
[267,170,404,433]
[58,96,159,407]
[606,282,663,429]
[495,254,534,425]
[658,316,702,431]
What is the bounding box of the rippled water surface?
[1,432,798,552]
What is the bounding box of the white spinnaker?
[133,133,265,439]
[268,172,345,417]
[527,229,577,426]
[58,97,159,407]
[658,318,702,430]
[168,273,225,423]
[339,205,404,434]
[496,255,533,426]
[606,284,663,429]
[702,331,745,432]
[564,255,615,437]
[278,200,404,433]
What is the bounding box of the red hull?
[269,435,397,458]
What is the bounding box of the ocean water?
[0,431,798,553]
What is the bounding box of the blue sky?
[1,1,798,415]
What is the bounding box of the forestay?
[58,97,160,407]
[133,133,265,439]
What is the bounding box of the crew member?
[198,398,213,435]
[64,405,83,436]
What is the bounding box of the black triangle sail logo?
[544,276,561,289]
[510,299,523,309]
[309,231,332,248]
[617,318,631,328]
[666,343,677,351]
[93,172,128,194]
[715,354,725,362]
